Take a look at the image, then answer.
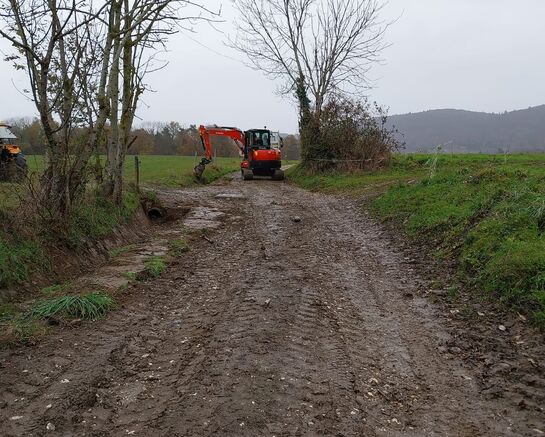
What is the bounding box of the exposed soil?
[1,174,544,436]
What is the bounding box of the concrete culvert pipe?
[147,207,165,220]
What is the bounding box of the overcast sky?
[1,0,544,133]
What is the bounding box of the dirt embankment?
[0,176,543,436]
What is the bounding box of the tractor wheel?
[242,168,254,180]
[272,169,285,181]
[15,155,28,182]
[0,161,18,182]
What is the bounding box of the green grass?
[22,154,242,182]
[123,271,137,281]
[290,152,545,326]
[64,189,140,248]
[169,238,191,256]
[0,237,48,288]
[287,155,426,193]
[24,292,115,321]
[143,256,167,278]
[41,283,71,295]
[124,155,241,186]
[109,244,137,259]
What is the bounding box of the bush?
[301,94,402,172]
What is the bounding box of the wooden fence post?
[135,155,140,189]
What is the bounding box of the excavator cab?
[246,130,270,150]
[242,129,283,180]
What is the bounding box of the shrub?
[301,93,402,172]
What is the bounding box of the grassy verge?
[290,153,545,326]
[287,155,427,193]
[0,189,141,290]
[0,237,47,287]
[64,190,141,248]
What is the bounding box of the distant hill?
[386,105,545,153]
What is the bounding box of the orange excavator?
[195,125,284,181]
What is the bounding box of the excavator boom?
[195,125,245,178]
[198,125,245,160]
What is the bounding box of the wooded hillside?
[387,105,545,153]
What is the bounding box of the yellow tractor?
[0,123,28,182]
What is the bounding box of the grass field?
[22,155,242,186]
[290,153,545,326]
[1,155,241,210]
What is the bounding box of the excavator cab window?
[248,130,271,150]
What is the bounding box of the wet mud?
[0,175,543,436]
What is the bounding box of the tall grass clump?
[169,238,191,256]
[143,256,167,278]
[24,292,115,321]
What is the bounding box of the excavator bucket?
[194,157,211,180]
[194,163,206,179]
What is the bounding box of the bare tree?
[96,0,219,203]
[231,0,388,157]
[0,0,108,215]
[101,0,179,203]
[1,0,218,212]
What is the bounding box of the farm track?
[1,174,544,436]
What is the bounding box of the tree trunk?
[296,74,322,166]
[102,1,122,200]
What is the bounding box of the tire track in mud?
[1,177,543,436]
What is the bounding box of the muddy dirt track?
[1,175,544,436]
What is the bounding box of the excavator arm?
[195,125,245,178]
